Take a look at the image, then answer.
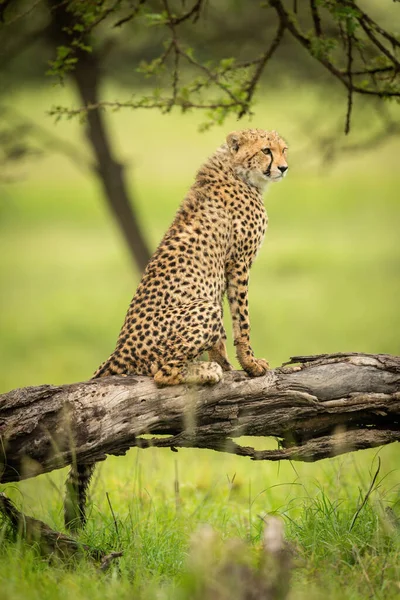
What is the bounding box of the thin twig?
[238,20,285,118]
[345,23,353,134]
[85,0,124,33]
[158,40,174,66]
[172,46,180,104]
[359,19,400,70]
[113,0,146,28]
[171,0,204,25]
[340,0,400,49]
[162,0,181,108]
[2,0,43,25]
[310,0,322,37]
[183,49,245,106]
[48,98,239,119]
[0,105,94,173]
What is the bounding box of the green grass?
[2,451,400,599]
[1,83,400,598]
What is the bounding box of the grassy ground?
[1,83,400,599]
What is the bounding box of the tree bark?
[47,2,151,273]
[1,353,399,484]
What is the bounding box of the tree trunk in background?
[72,54,151,273]
[47,2,151,273]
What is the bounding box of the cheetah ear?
[226,132,241,153]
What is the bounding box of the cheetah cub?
[95,128,288,385]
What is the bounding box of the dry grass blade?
[349,457,381,532]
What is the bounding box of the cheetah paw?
[244,358,270,377]
[185,362,223,385]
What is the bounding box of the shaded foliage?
[1,1,399,131]
[9,0,397,132]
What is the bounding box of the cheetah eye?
[262,148,272,156]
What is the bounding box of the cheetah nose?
[278,165,288,174]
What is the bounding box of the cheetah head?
[226,128,288,191]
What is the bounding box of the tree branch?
[340,0,400,49]
[269,0,399,98]
[113,0,146,28]
[0,104,95,174]
[358,18,400,71]
[0,492,123,567]
[238,20,285,118]
[345,20,353,134]
[1,352,399,484]
[309,0,322,37]
[170,0,205,25]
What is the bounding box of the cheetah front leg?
[226,261,269,377]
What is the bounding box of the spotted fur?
[95,128,288,384]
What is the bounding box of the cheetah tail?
[63,357,115,530]
[92,357,115,379]
[64,462,96,531]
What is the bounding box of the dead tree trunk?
[1,353,399,484]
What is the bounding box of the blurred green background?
[1,77,399,515]
[1,1,400,596]
[1,82,400,599]
[1,83,399,391]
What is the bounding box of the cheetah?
[95,127,288,383]
[64,128,288,530]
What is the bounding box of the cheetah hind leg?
[208,338,234,371]
[153,299,226,385]
[154,360,223,386]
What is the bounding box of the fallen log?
[1,352,399,484]
[0,492,122,569]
